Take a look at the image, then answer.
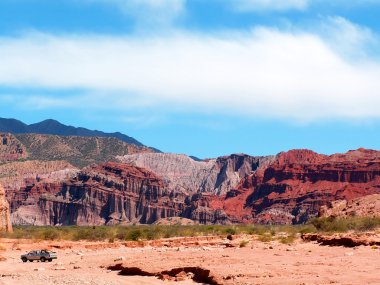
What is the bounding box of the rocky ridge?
[0,133,154,168]
[0,160,78,192]
[117,153,273,195]
[5,148,380,226]
[0,117,145,146]
[10,162,186,225]
[205,148,380,224]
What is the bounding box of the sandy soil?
[0,235,379,285]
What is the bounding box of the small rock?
[286,247,296,252]
[114,256,125,262]
[34,268,45,271]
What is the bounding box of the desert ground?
[1,234,379,285]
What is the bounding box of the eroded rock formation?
[320,194,380,218]
[0,160,78,192]
[302,233,380,247]
[6,148,380,225]
[0,184,12,232]
[208,148,380,224]
[10,162,187,225]
[117,153,273,195]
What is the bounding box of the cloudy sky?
[0,0,379,157]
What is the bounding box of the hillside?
[0,118,144,147]
[0,133,154,168]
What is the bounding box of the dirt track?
[1,235,380,285]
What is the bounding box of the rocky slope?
[117,153,273,195]
[0,133,154,167]
[9,162,187,225]
[0,184,12,232]
[0,160,78,191]
[204,148,380,224]
[0,133,28,163]
[319,194,380,218]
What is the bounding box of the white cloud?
[230,0,308,12]
[87,0,186,26]
[0,19,380,121]
[229,0,380,12]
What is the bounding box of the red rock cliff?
[10,162,187,225]
[217,149,380,224]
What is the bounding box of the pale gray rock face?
[117,153,274,195]
[0,184,12,232]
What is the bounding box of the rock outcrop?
[10,162,187,225]
[210,148,380,224]
[319,194,380,218]
[0,160,78,192]
[6,148,380,225]
[118,153,273,195]
[302,233,380,247]
[0,133,27,163]
[0,184,12,232]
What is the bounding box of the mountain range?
[0,117,144,147]
[0,117,379,226]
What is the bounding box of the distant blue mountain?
[0,117,145,147]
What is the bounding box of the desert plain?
[1,233,380,285]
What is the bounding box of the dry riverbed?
[1,234,379,285]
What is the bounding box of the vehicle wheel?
[29,260,33,262]
[48,259,52,262]
[22,257,27,263]
[40,257,46,262]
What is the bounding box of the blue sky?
[0,0,380,158]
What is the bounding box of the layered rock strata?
[207,148,380,224]
[0,184,12,232]
[7,148,380,225]
[118,153,273,195]
[10,162,187,225]
[319,194,380,218]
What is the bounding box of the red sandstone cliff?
[7,148,380,225]
[210,148,380,224]
[9,162,187,225]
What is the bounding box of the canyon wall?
[5,148,380,226]
[9,163,187,225]
[118,153,273,195]
[209,148,380,224]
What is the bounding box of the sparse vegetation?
[278,232,296,244]
[1,217,378,242]
[311,217,380,232]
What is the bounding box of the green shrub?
[225,228,236,235]
[127,229,142,241]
